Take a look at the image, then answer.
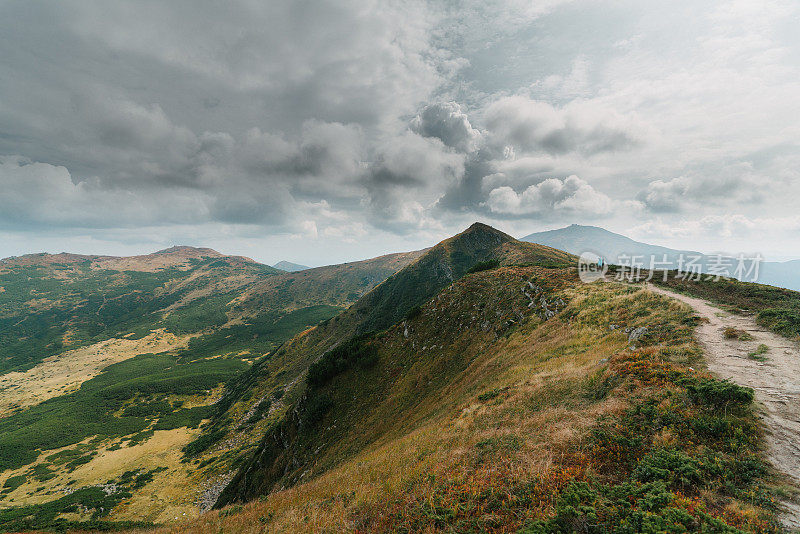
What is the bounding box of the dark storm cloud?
[0,0,651,237]
[362,132,464,233]
[0,0,447,230]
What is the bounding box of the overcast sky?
[2,0,799,265]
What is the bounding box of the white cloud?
[485,175,614,217]
[0,156,209,228]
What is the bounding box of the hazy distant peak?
[523,224,800,291]
[273,260,310,272]
[522,224,701,259]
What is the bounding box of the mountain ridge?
[196,223,783,534]
[0,223,793,532]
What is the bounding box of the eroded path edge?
[647,284,800,530]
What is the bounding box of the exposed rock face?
[627,327,649,343]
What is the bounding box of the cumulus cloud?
[485,175,614,217]
[364,132,464,232]
[0,156,210,228]
[410,102,482,152]
[638,178,690,212]
[638,163,767,213]
[484,96,645,156]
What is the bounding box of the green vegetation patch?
[757,308,800,339]
[154,405,214,430]
[178,305,342,361]
[1,475,26,492]
[683,376,754,411]
[29,464,57,483]
[307,334,378,388]
[748,344,770,362]
[0,485,146,532]
[466,259,500,274]
[121,400,173,419]
[182,429,227,458]
[0,353,246,471]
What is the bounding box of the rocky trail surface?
[647,284,800,531]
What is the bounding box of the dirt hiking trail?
[647,284,800,530]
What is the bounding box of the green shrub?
[748,344,769,361]
[2,475,26,491]
[121,400,173,418]
[131,467,167,490]
[477,387,508,402]
[685,377,754,410]
[303,393,333,427]
[633,448,702,491]
[245,401,271,425]
[520,480,700,534]
[307,334,378,388]
[182,429,226,458]
[404,305,422,321]
[757,308,800,339]
[154,405,214,431]
[466,259,500,274]
[0,486,136,531]
[30,464,56,483]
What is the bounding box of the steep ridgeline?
[187,224,575,493]
[0,247,423,530]
[189,225,782,534]
[348,223,574,334]
[212,224,573,500]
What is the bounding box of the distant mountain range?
[273,260,310,272]
[522,224,800,291]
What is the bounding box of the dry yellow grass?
[0,330,191,417]
[0,427,208,523]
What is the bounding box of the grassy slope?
[0,254,275,374]
[653,276,800,339]
[348,222,574,334]
[0,247,425,375]
[136,268,779,533]
[176,225,575,496]
[0,249,422,529]
[152,226,776,533]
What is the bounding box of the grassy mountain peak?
[345,222,573,334]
